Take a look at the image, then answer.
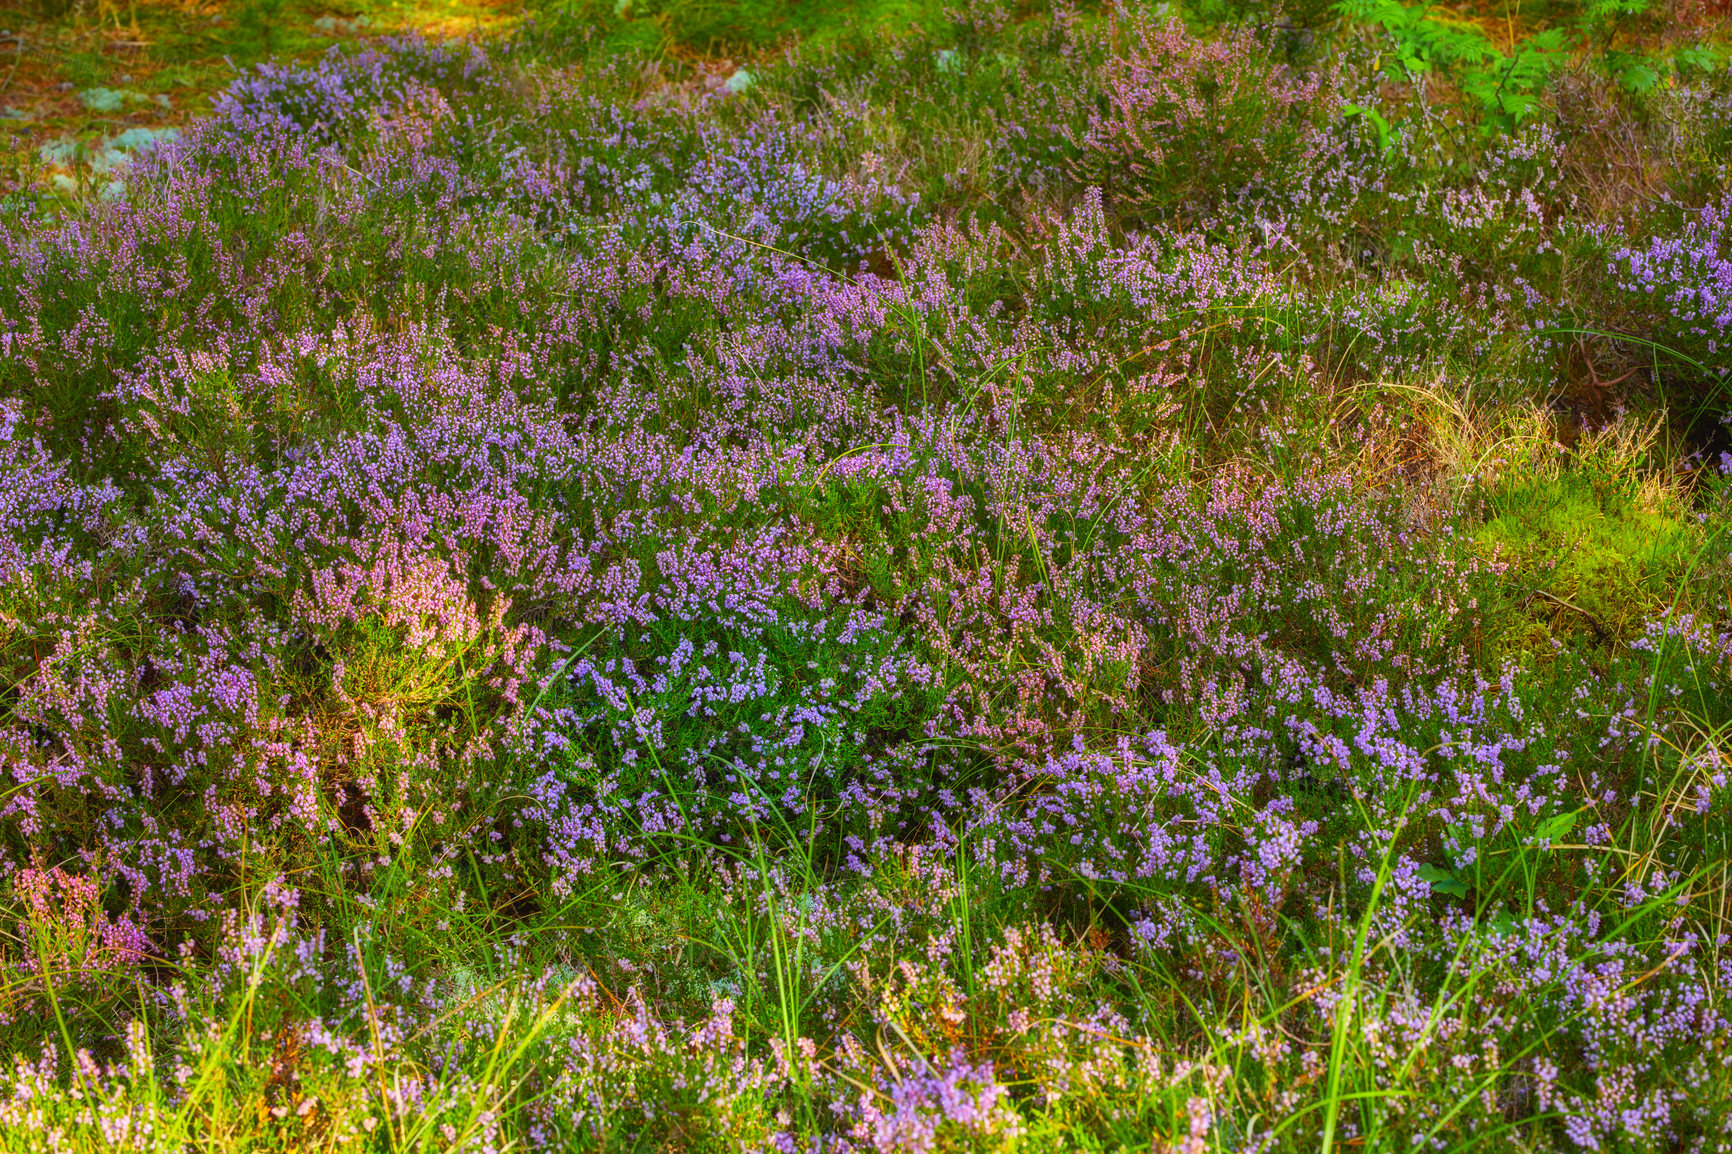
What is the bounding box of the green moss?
[1479,472,1700,647]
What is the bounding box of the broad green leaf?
[1418,863,1470,898]
[1619,61,1661,94]
[1536,810,1577,844]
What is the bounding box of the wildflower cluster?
[0,5,1730,1150]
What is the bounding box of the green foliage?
[1416,860,1470,897]
[1341,100,1393,155]
[1337,0,1570,128]
[1459,27,1571,124]
[1339,0,1498,77]
[1337,0,1674,129]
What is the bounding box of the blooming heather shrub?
[213,49,398,147]
[1075,15,1341,223]
[843,1052,1021,1151]
[6,867,148,1022]
[667,118,919,274]
[1612,193,1732,367]
[211,36,487,148]
[515,605,948,877]
[989,8,1107,196]
[0,13,1730,1152]
[1027,189,1281,358]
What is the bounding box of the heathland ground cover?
[2,0,1732,1148]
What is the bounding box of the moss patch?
[1479,472,1701,648]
